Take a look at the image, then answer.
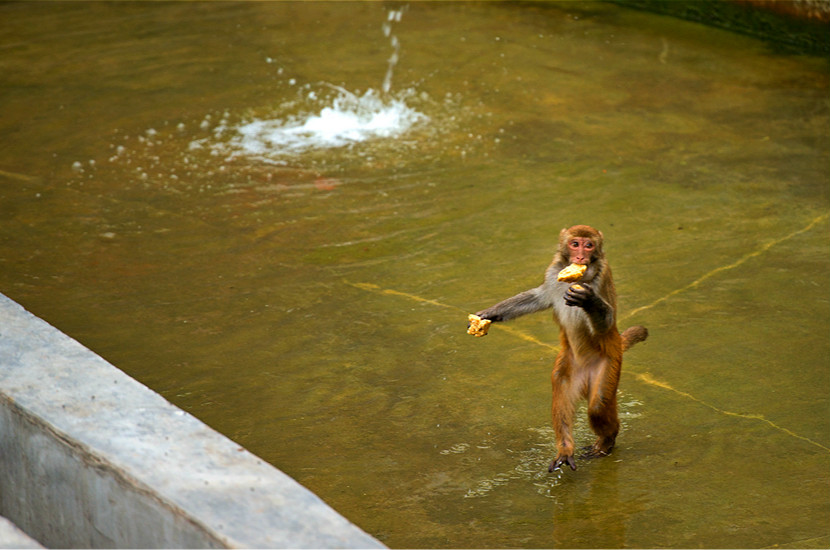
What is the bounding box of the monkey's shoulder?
[545,260,569,279]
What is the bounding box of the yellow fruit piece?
[557,263,587,282]
[467,314,492,337]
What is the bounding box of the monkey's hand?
[474,310,502,323]
[565,283,615,334]
[564,283,600,311]
[549,454,577,472]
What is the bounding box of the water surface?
[1,2,828,548]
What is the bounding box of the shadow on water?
[1,2,828,548]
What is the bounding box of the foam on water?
[222,86,428,161]
[207,6,426,164]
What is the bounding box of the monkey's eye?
[585,242,594,249]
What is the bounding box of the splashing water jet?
[215,5,427,162]
[382,6,405,94]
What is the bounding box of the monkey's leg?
[549,353,578,471]
[584,357,621,458]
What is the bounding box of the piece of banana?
[557,263,587,282]
[467,314,492,337]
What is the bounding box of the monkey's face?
[558,225,604,266]
[566,236,595,265]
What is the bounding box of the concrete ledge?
[0,293,384,549]
[0,516,43,549]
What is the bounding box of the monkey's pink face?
[567,237,595,265]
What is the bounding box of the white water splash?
[223,86,428,159]
[210,6,426,163]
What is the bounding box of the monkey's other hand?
[549,454,577,472]
[564,283,598,310]
[474,310,502,323]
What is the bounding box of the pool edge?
[0,292,384,549]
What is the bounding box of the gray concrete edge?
[0,515,43,549]
[0,292,384,549]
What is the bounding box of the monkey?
[474,225,648,471]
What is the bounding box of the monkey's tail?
[621,325,648,352]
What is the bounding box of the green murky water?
[1,2,828,548]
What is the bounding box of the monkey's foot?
[549,454,576,472]
[580,441,614,459]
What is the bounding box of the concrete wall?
[0,293,384,549]
[0,515,43,549]
[611,0,830,55]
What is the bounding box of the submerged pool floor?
[1,2,828,548]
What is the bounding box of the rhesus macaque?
[475,225,648,471]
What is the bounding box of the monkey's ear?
[595,230,605,255]
[559,227,569,239]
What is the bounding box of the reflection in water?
[1,1,828,548]
[461,426,561,499]
[439,402,642,500]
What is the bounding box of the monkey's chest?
[551,292,604,360]
[551,290,591,332]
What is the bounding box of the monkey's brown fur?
[476,225,648,471]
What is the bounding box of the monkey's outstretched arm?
[564,284,614,334]
[476,285,553,323]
